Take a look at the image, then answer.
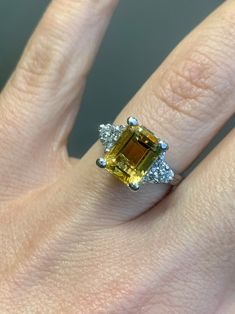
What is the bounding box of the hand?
[0,1,234,313]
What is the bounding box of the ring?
[96,117,182,191]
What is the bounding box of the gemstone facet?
[104,125,161,187]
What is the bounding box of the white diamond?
[98,124,125,152]
[144,155,174,184]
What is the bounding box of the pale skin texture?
[0,0,234,313]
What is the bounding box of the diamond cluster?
[144,152,174,184]
[99,123,125,152]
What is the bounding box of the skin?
[0,0,234,313]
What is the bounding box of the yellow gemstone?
[104,125,160,187]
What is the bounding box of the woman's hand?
[0,0,234,313]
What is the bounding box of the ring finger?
[71,0,235,223]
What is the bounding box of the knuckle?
[151,47,234,122]
[13,39,63,95]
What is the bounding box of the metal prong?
[159,140,169,151]
[96,158,107,168]
[129,182,140,191]
[127,116,139,126]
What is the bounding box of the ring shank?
[170,174,183,185]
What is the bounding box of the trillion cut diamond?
[99,123,125,152]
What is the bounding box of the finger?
[73,0,235,223]
[0,0,118,199]
[161,129,235,235]
[136,130,235,313]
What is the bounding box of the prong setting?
[159,140,169,151]
[129,182,140,191]
[127,116,139,126]
[96,117,181,189]
[96,158,107,168]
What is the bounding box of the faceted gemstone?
[104,125,161,187]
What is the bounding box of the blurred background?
[0,0,233,163]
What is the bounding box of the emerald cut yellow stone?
[104,125,160,186]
